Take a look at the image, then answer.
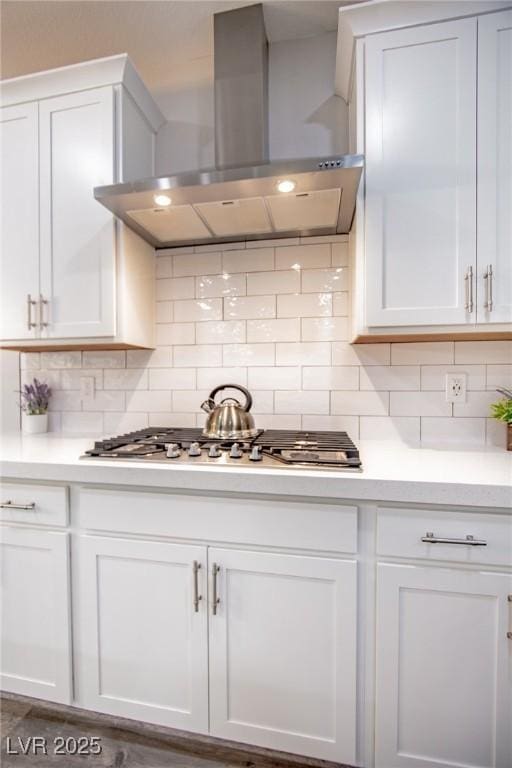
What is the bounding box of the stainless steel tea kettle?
[201,384,258,439]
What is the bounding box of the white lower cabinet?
[0,526,72,703]
[375,563,512,768]
[77,535,209,732]
[208,548,357,763]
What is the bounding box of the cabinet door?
[208,549,357,763]
[77,535,208,732]
[477,10,512,324]
[0,526,71,703]
[375,563,512,768]
[365,19,477,327]
[0,103,40,340]
[39,87,115,338]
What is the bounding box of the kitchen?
[0,1,511,767]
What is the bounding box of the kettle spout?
[201,398,214,413]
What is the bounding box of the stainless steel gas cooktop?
[83,428,362,472]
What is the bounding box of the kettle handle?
[207,384,253,412]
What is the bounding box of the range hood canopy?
[94,4,363,249]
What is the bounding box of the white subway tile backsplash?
[222,248,274,273]
[360,416,420,443]
[174,251,222,276]
[196,321,246,345]
[196,273,246,298]
[420,365,486,391]
[174,298,223,323]
[104,369,148,390]
[275,390,330,415]
[301,317,349,342]
[301,268,349,293]
[174,345,222,367]
[486,364,512,390]
[83,391,125,412]
[331,242,349,266]
[455,340,512,365]
[247,270,300,295]
[390,391,451,417]
[126,390,172,412]
[225,295,275,320]
[149,368,196,390]
[275,244,330,270]
[332,391,389,416]
[156,276,194,301]
[247,318,299,343]
[421,417,486,445]
[41,351,82,369]
[35,236,499,447]
[82,351,125,369]
[332,343,391,366]
[126,348,172,368]
[249,367,300,390]
[486,418,508,448]
[391,342,454,365]
[360,366,420,391]
[277,293,332,318]
[276,342,331,366]
[197,368,248,389]
[156,323,195,346]
[223,343,275,367]
[303,366,359,391]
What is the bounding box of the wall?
[21,235,511,447]
[1,349,20,432]
[155,31,346,174]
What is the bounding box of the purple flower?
[20,378,52,415]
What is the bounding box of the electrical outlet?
[445,372,467,403]
[80,376,95,400]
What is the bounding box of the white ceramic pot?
[22,413,48,434]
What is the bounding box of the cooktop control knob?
[230,442,243,459]
[188,442,202,457]
[208,444,221,458]
[166,443,181,459]
[249,445,262,462]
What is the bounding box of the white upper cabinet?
[0,55,164,350]
[0,103,39,340]
[39,87,116,338]
[477,10,512,325]
[364,18,477,328]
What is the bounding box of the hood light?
[277,179,296,193]
[153,194,172,206]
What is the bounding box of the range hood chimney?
[94,4,363,249]
[214,4,268,169]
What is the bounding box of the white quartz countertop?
[0,433,511,509]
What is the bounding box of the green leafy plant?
[490,398,512,424]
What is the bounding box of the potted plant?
[490,388,512,451]
[20,378,52,434]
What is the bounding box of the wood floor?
[0,695,346,768]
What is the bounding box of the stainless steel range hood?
[94,4,363,249]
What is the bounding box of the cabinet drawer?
[0,483,68,527]
[377,506,511,566]
[78,487,357,554]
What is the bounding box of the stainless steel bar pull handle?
[464,267,474,313]
[212,563,220,615]
[39,294,49,328]
[1,500,36,511]
[508,596,512,640]
[27,294,37,330]
[193,560,202,613]
[483,265,493,312]
[421,532,487,546]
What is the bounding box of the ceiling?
[0,1,361,97]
